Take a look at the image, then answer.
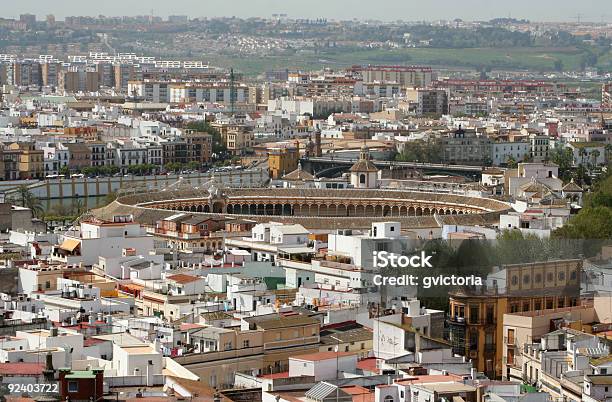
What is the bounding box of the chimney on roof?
[43,352,55,381]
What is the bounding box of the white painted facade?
[288,353,357,381]
[56,220,154,266]
[112,343,163,384]
[492,141,530,166]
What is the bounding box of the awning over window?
[59,238,81,252]
[123,284,144,291]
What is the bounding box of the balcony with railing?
[264,335,320,351]
[465,317,498,326]
[450,283,507,297]
[174,345,265,366]
[448,315,466,325]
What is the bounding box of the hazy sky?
[3,0,612,22]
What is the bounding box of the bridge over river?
[300,157,484,179]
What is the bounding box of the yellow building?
[243,313,321,374]
[18,264,71,292]
[268,146,299,180]
[183,326,265,389]
[502,303,596,382]
[448,259,581,379]
[65,271,118,297]
[226,129,254,156]
[209,121,243,144]
[173,312,321,389]
[9,142,44,179]
[319,323,373,360]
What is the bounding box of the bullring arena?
[92,185,511,230]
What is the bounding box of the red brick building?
[59,368,104,401]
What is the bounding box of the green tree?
[548,147,574,180]
[186,161,201,171]
[102,165,120,175]
[604,144,612,163]
[12,185,44,218]
[81,166,99,176]
[590,149,601,167]
[571,164,590,186]
[71,198,85,216]
[553,173,612,255]
[164,162,183,172]
[554,207,612,239]
[578,148,588,166]
[396,140,442,163]
[505,156,517,168]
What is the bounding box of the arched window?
[384,396,395,402]
[359,174,366,184]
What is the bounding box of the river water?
[42,196,108,214]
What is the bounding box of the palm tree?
[590,150,601,167]
[13,185,44,218]
[14,185,30,208]
[604,144,612,164]
[578,148,588,166]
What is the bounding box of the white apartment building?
[491,141,530,166]
[107,140,148,172]
[169,84,248,105]
[287,222,418,307]
[41,143,69,175]
[98,248,164,280]
[529,134,550,162]
[111,343,164,386]
[508,162,562,198]
[267,98,314,116]
[128,81,170,103]
[288,352,358,381]
[52,216,154,266]
[567,142,607,166]
[225,222,314,264]
[522,329,610,402]
[499,208,571,238]
[0,327,84,368]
